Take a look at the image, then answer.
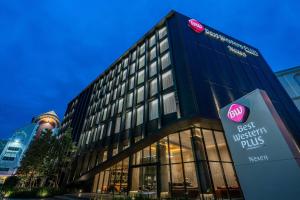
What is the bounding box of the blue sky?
[0,0,299,139]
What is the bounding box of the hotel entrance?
[92,127,243,199]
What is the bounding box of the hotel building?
[60,11,300,199]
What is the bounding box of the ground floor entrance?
[92,127,243,199]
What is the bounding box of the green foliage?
[2,176,19,191]
[3,187,65,198]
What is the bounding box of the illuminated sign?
[188,19,205,33]
[188,18,259,57]
[227,103,249,123]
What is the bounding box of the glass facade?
[92,127,242,199]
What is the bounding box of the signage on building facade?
[188,18,259,57]
[219,89,300,200]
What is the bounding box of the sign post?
[219,89,300,200]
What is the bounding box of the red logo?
[188,19,205,33]
[227,103,249,123]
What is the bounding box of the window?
[113,89,117,100]
[159,38,169,53]
[131,50,137,61]
[124,57,129,67]
[125,111,132,130]
[99,124,105,139]
[137,86,144,103]
[130,63,136,75]
[102,107,108,120]
[107,121,112,137]
[150,47,156,61]
[118,98,124,113]
[136,106,144,126]
[139,43,145,55]
[110,103,115,117]
[115,117,121,133]
[149,78,158,96]
[158,26,167,39]
[162,70,174,90]
[120,83,126,96]
[149,34,156,47]
[105,93,111,105]
[122,69,127,81]
[129,76,135,90]
[161,52,171,70]
[138,55,145,69]
[127,92,133,108]
[149,61,157,77]
[149,99,159,120]
[163,92,176,114]
[137,70,145,84]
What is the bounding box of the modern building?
[275,66,300,111]
[0,111,60,178]
[59,11,300,199]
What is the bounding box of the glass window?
[223,163,239,187]
[131,50,136,61]
[118,98,124,113]
[124,57,129,67]
[149,78,158,96]
[120,83,126,96]
[215,131,231,162]
[169,133,182,163]
[203,129,219,161]
[209,162,226,190]
[149,99,159,120]
[184,162,198,189]
[163,92,176,114]
[149,34,156,47]
[180,130,194,162]
[115,117,121,133]
[122,69,127,81]
[113,89,117,100]
[161,52,171,70]
[150,47,157,61]
[125,111,132,130]
[158,26,167,39]
[162,70,173,90]
[137,86,144,103]
[149,61,157,77]
[105,93,111,105]
[129,76,135,90]
[160,137,169,165]
[107,121,112,137]
[130,63,136,75]
[160,38,169,53]
[137,70,145,84]
[99,125,105,139]
[127,92,133,108]
[102,107,108,120]
[136,106,144,126]
[171,164,184,184]
[110,103,115,117]
[139,43,145,55]
[138,55,145,69]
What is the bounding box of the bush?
[3,187,65,198]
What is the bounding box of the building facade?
[0,140,7,155]
[275,66,300,111]
[0,111,59,178]
[60,11,300,199]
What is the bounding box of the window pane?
[149,99,159,120]
[137,70,145,84]
[115,117,121,133]
[223,163,239,187]
[171,164,184,185]
[160,137,169,165]
[169,133,182,164]
[215,131,231,162]
[184,162,198,189]
[161,52,171,70]
[149,61,157,77]
[160,38,169,53]
[136,106,144,126]
[150,47,157,61]
[125,111,132,130]
[159,26,167,39]
[137,86,144,103]
[162,70,174,90]
[107,121,112,137]
[129,76,135,90]
[127,92,133,108]
[139,43,145,55]
[203,129,219,161]
[138,55,145,69]
[150,78,158,96]
[131,50,136,61]
[118,98,124,113]
[163,92,176,114]
[130,63,136,75]
[122,69,127,81]
[180,130,194,162]
[209,162,226,190]
[149,34,156,47]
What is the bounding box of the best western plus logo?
[188,19,205,33]
[227,103,249,123]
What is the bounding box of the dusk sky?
[0,1,299,139]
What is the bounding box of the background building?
[275,66,300,111]
[0,140,7,155]
[0,111,59,179]
[60,11,300,199]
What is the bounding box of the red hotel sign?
[188,19,205,33]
